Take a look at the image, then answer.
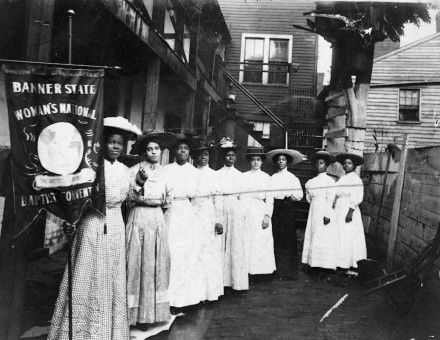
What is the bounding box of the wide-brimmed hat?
[218,137,238,152]
[310,151,336,165]
[336,152,364,166]
[131,131,178,155]
[266,148,306,165]
[104,116,141,140]
[246,146,266,161]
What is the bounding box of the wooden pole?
[374,150,392,236]
[386,134,409,270]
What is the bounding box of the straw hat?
[310,150,336,165]
[103,116,142,139]
[246,146,266,161]
[131,131,178,155]
[266,148,306,165]
[335,152,364,166]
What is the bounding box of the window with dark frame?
[399,89,420,122]
[241,35,291,85]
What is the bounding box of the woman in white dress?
[242,147,276,282]
[164,135,204,308]
[125,131,177,329]
[49,117,141,340]
[334,153,367,271]
[192,139,224,301]
[302,151,338,276]
[216,137,248,291]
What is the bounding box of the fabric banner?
[3,65,106,235]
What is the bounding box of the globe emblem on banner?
[37,122,84,175]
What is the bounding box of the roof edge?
[374,31,440,63]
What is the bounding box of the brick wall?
[361,146,440,297]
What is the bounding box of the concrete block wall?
[361,146,440,297]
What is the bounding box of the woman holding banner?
[49,117,141,340]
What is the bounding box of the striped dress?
[126,162,170,325]
[48,160,130,340]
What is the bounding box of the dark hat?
[310,151,336,165]
[246,146,266,161]
[191,138,216,157]
[130,131,178,155]
[171,132,199,151]
[336,152,364,166]
[266,148,306,165]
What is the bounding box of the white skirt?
[302,197,337,270]
[334,196,367,269]
[246,198,276,274]
[165,199,204,307]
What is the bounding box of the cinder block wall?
[361,147,440,297]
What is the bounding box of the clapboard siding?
[365,33,440,152]
[218,0,317,117]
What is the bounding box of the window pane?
[269,39,288,62]
[399,89,420,121]
[269,39,288,84]
[245,38,264,61]
[244,38,264,83]
[262,122,270,138]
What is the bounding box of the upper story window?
[398,89,420,122]
[240,34,292,85]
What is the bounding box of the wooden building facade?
[216,0,323,168]
[215,0,324,226]
[365,32,440,152]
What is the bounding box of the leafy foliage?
[311,2,433,44]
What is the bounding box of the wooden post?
[24,0,55,61]
[373,150,392,236]
[201,98,211,136]
[142,56,161,131]
[182,91,195,133]
[386,134,409,270]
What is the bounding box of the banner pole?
[67,234,73,340]
[67,10,75,340]
[68,10,75,65]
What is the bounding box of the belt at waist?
[133,203,161,208]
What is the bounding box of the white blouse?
[335,171,364,210]
[305,172,335,218]
[216,165,244,199]
[242,169,273,217]
[194,165,224,224]
[270,168,303,201]
[164,162,197,204]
